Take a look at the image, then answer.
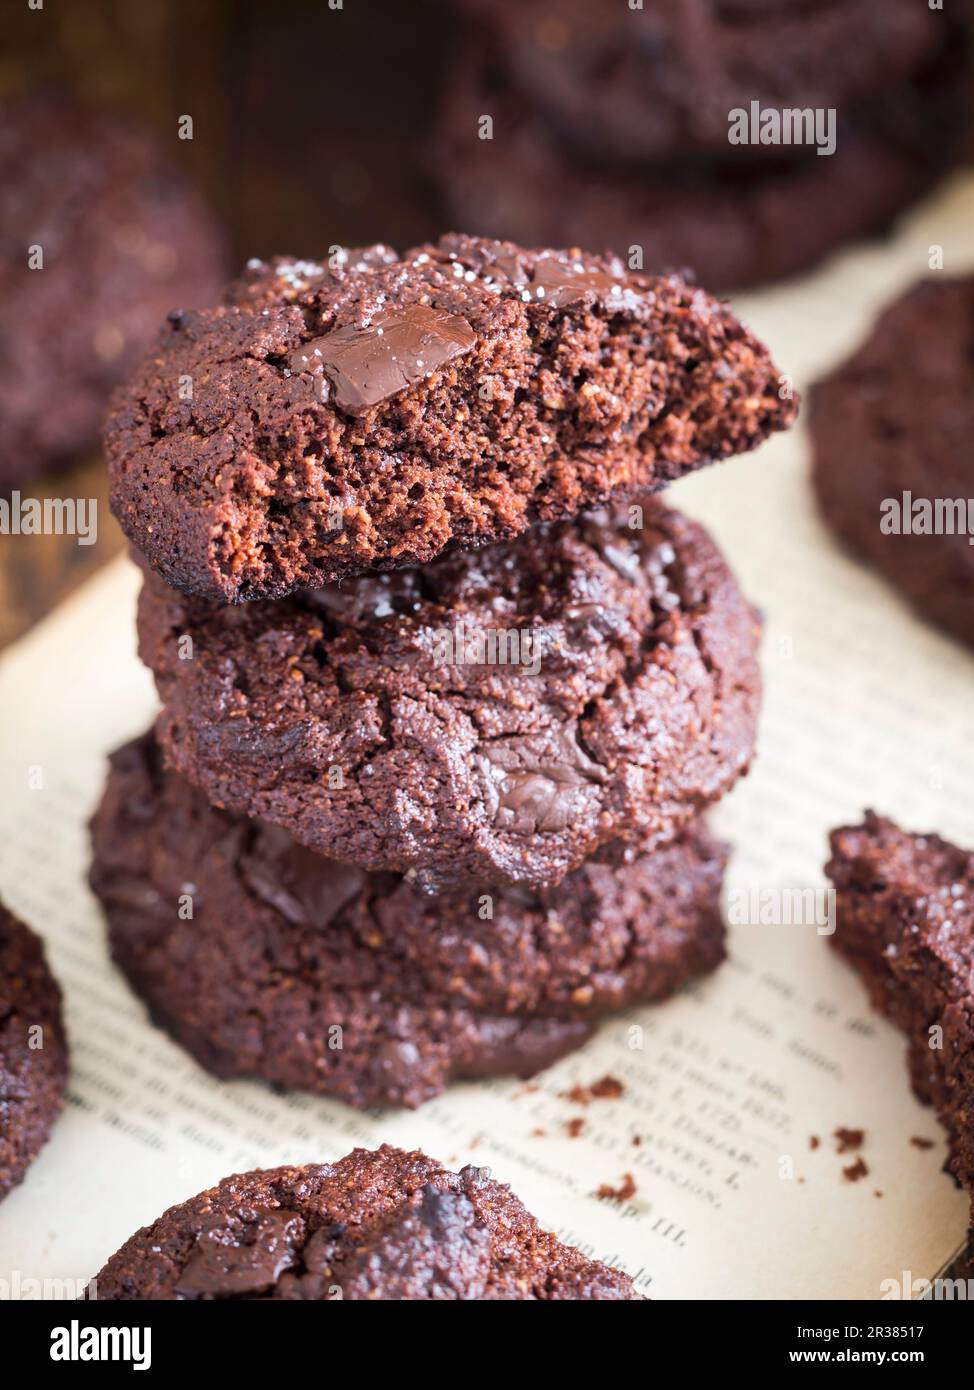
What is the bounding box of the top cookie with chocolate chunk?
[106,233,795,602]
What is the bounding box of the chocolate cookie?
[136,495,760,893]
[811,276,974,650]
[89,733,727,1109]
[461,0,938,165]
[0,94,224,487]
[437,49,964,293]
[0,902,68,1200]
[105,231,795,602]
[826,814,974,1236]
[90,1145,640,1299]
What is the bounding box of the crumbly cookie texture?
[826,812,974,1233]
[0,903,68,1200]
[90,733,727,1109]
[136,495,761,893]
[90,1146,642,1299]
[811,276,974,650]
[106,232,796,601]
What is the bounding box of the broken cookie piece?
[106,232,796,602]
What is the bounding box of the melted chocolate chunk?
[175,1209,303,1298]
[479,726,608,836]
[337,1185,492,1300]
[529,254,636,310]
[240,823,367,930]
[106,231,796,602]
[287,303,477,415]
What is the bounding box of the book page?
[1,173,973,1301]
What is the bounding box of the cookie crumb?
[842,1156,869,1183]
[591,1074,624,1100]
[833,1127,865,1154]
[565,1117,585,1139]
[595,1173,637,1202]
[562,1084,590,1106]
[562,1074,625,1106]
[910,1136,935,1150]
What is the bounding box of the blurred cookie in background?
[439,2,970,291]
[810,275,974,651]
[0,94,225,488]
[458,0,938,166]
[0,901,68,1202]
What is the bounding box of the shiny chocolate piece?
[286,303,477,415]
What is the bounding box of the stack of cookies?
[437,1,968,291]
[92,233,795,1108]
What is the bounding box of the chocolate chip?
[175,1209,303,1297]
[529,255,636,311]
[480,727,608,835]
[287,303,476,415]
[241,825,366,930]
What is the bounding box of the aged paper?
[1,173,973,1300]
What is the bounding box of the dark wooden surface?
[0,456,125,652]
[1,0,453,651]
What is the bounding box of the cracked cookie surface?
[136,495,761,892]
[89,733,727,1109]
